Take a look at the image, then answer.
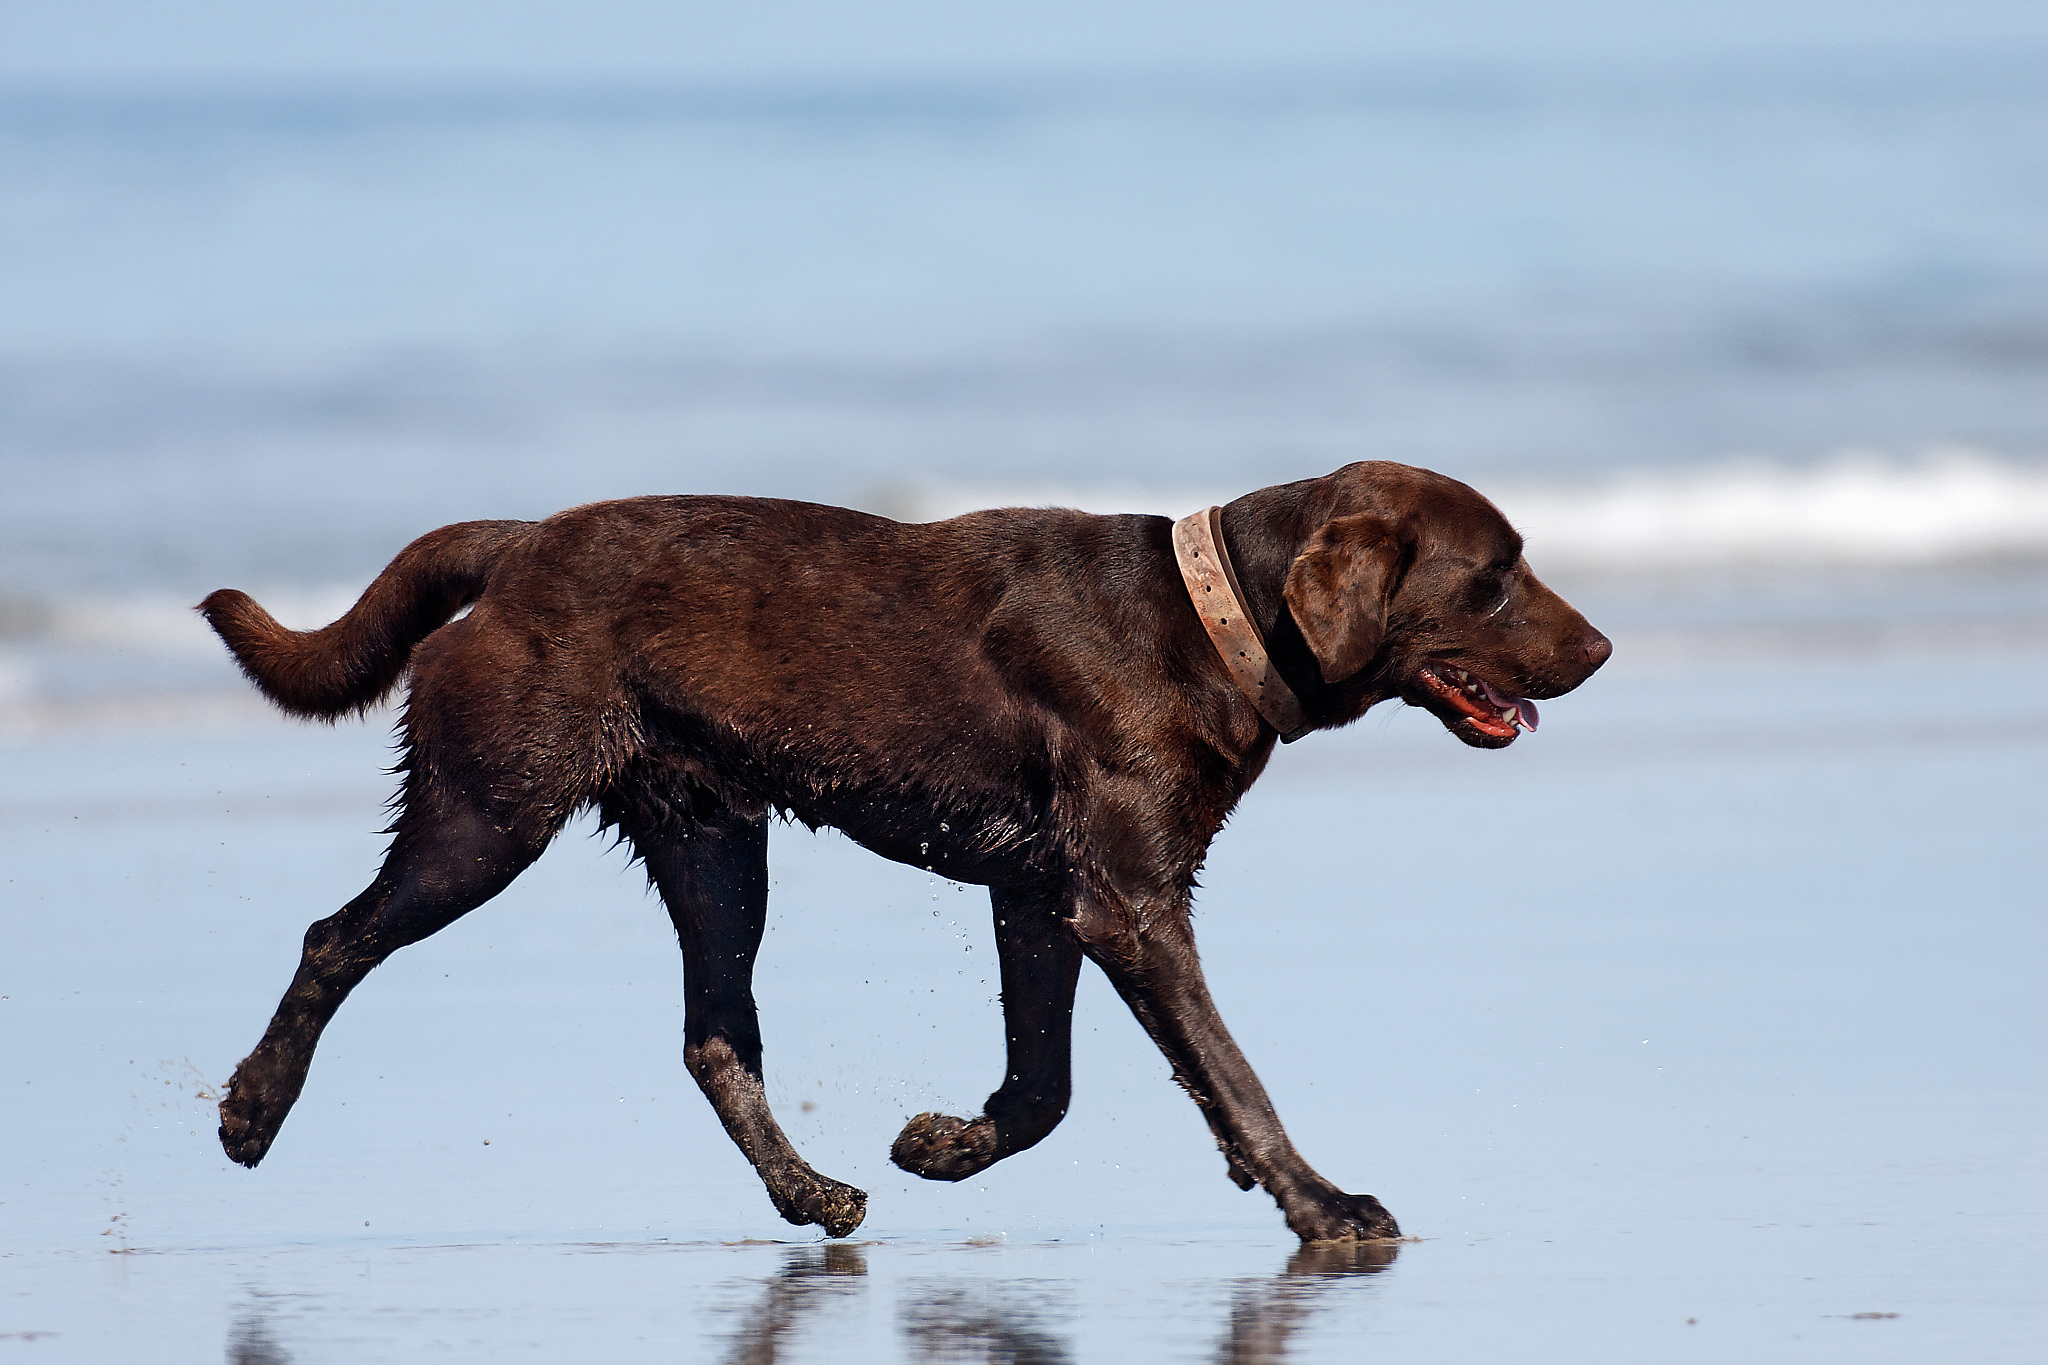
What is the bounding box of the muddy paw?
[889,1112,1000,1182]
[770,1175,869,1238]
[1288,1192,1401,1244]
[217,1071,280,1168]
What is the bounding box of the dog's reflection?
[719,1242,869,1365]
[1212,1241,1399,1364]
[225,1312,293,1365]
[719,1238,1397,1364]
[899,1283,1073,1363]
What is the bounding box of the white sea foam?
[869,479,1235,526]
[26,586,365,655]
[4,450,2041,691]
[1493,449,2048,571]
[883,449,2048,570]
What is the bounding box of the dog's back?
[401,496,1222,880]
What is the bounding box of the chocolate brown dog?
[201,460,1608,1242]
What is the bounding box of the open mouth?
[1415,664,1539,743]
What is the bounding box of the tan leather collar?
[1172,506,1310,742]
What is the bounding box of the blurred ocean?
[4,48,2044,727]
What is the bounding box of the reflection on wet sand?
[226,1312,293,1365]
[713,1239,1397,1364]
[901,1283,1073,1363]
[721,1242,870,1365]
[217,1238,1394,1362]
[1213,1242,1399,1364]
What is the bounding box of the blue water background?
[2,43,2043,594]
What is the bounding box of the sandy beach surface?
[3,575,2041,1362]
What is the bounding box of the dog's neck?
[1172,506,1311,742]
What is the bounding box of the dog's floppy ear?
[1282,513,1401,683]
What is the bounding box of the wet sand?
[2,617,2042,1361]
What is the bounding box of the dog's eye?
[1463,572,1510,615]
[1459,567,1522,621]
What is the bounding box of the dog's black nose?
[1579,633,1613,669]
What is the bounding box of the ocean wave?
[879,449,2048,570]
[0,585,362,655]
[1500,450,2048,569]
[2,450,2041,668]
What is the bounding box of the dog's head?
[1265,462,1610,749]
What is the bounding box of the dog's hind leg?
[890,881,1084,1181]
[629,810,868,1238]
[219,783,552,1168]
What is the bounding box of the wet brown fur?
[201,460,1609,1242]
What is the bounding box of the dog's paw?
[889,1112,1000,1182]
[769,1173,869,1238]
[217,1072,278,1168]
[1286,1192,1401,1244]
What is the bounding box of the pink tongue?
[1476,678,1539,732]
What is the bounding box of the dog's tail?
[198,519,533,720]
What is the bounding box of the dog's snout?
[1579,633,1612,670]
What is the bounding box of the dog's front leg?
[891,881,1084,1181]
[632,812,868,1238]
[1074,895,1400,1243]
